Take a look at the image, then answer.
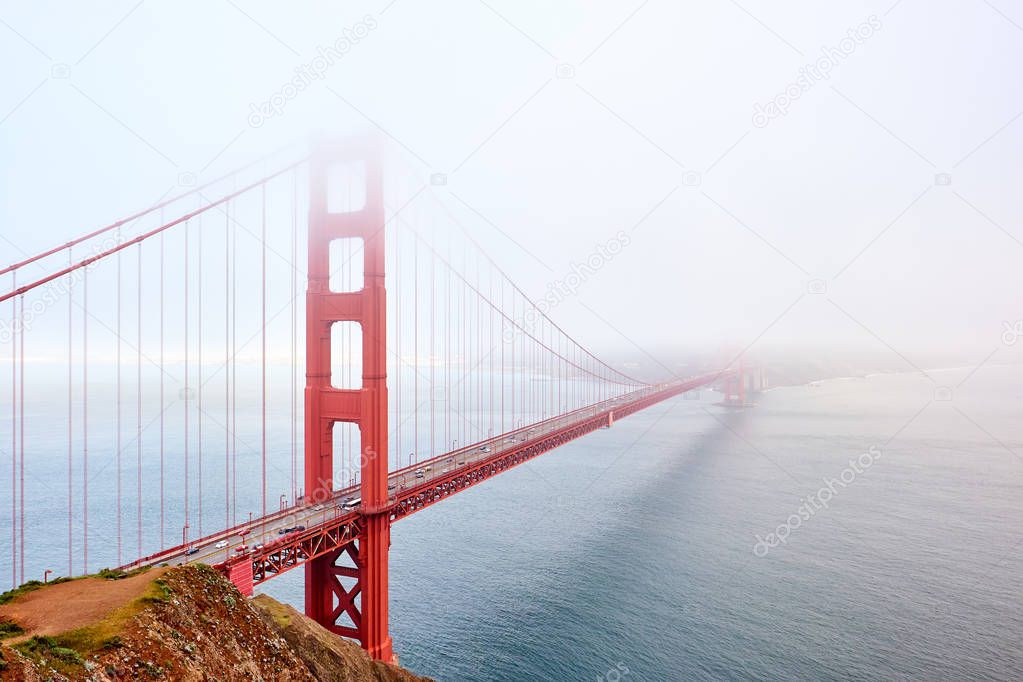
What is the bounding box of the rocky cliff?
[0,565,430,682]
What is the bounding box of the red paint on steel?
[304,138,394,662]
[228,559,254,597]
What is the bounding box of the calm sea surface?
[268,366,1023,681]
[4,366,1023,680]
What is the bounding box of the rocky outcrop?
[252,595,430,682]
[0,566,429,682]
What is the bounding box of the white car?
[214,540,229,549]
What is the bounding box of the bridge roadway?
[123,374,724,582]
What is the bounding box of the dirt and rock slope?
[0,565,430,682]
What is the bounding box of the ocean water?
[261,365,1023,681]
[4,364,1023,680]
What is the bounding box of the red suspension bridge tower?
[304,139,394,661]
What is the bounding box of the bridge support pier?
[304,137,394,663]
[360,512,393,660]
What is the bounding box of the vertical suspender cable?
[430,223,435,462]
[531,327,540,421]
[225,199,231,527]
[515,288,520,420]
[137,244,143,559]
[460,245,464,447]
[9,273,15,587]
[261,183,267,520]
[501,277,504,436]
[396,217,401,469]
[541,324,545,418]
[231,203,237,525]
[413,234,418,465]
[184,219,190,543]
[344,242,350,484]
[470,254,475,441]
[489,263,493,439]
[291,170,297,504]
[479,259,483,442]
[83,264,89,572]
[18,291,24,582]
[197,212,203,538]
[461,244,466,446]
[67,250,74,576]
[445,238,450,452]
[462,244,467,446]
[160,224,165,548]
[549,325,554,418]
[117,239,123,565]
[510,295,515,431]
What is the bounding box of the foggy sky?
[2,0,1022,370]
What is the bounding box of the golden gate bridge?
[0,136,758,662]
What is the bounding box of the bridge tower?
[304,138,394,662]
[720,355,754,407]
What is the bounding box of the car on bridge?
[214,540,229,549]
